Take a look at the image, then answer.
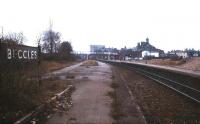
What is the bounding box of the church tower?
[146,37,149,43]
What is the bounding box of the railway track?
[103,61,200,104]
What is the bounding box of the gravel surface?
[112,66,200,124]
[66,62,113,124]
[44,62,114,124]
[40,61,200,124]
[111,66,146,124]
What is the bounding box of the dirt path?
[45,62,113,124]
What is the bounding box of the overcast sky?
[1,0,200,52]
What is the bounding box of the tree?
[1,32,25,44]
[58,41,73,59]
[41,29,61,54]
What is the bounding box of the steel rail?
[104,61,200,104]
[126,65,200,103]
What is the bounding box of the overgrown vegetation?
[0,23,75,123]
[0,32,25,45]
[0,60,74,123]
[0,62,41,123]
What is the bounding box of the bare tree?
[2,32,25,44]
[41,22,61,54]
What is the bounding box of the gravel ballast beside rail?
[107,62,200,123]
[102,60,200,104]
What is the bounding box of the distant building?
[185,49,200,57]
[90,45,105,53]
[175,50,188,58]
[142,51,159,58]
[136,38,158,52]
[193,53,199,57]
[136,38,164,59]
[132,51,142,60]
[89,38,166,60]
[89,45,119,60]
[167,50,188,58]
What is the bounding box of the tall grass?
[0,61,41,123]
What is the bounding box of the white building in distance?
[142,51,159,58]
[90,45,105,53]
[175,50,188,58]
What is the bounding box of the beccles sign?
[7,48,37,60]
[0,43,38,61]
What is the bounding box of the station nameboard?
[0,43,38,61]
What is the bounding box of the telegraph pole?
[0,26,3,86]
[37,38,42,87]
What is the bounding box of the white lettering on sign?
[18,50,22,59]
[31,51,34,59]
[23,50,27,59]
[7,49,12,59]
[34,51,37,59]
[27,50,30,59]
[7,48,37,60]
